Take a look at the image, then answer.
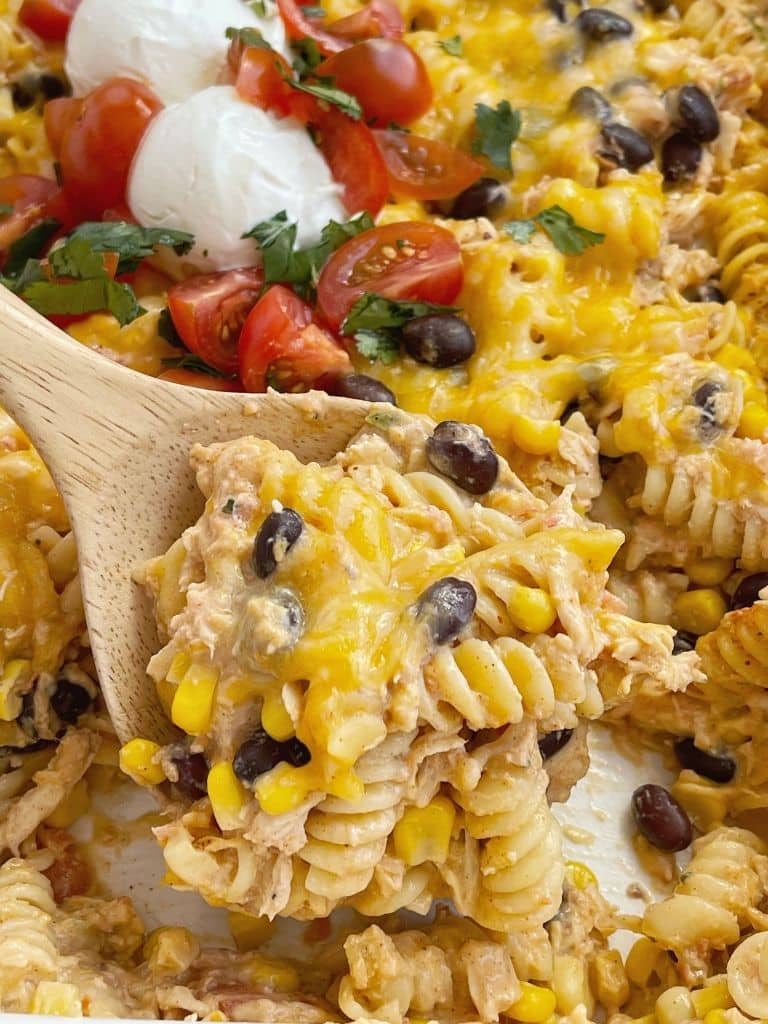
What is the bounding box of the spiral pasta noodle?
[712,191,768,325]
[696,600,768,690]
[449,754,564,934]
[0,859,59,1010]
[642,827,768,977]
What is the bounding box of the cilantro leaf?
[534,205,605,255]
[249,0,267,14]
[225,25,272,48]
[471,100,521,171]
[22,277,144,326]
[4,218,60,277]
[291,37,323,75]
[66,222,195,272]
[440,35,463,56]
[243,211,299,284]
[341,293,459,335]
[283,72,362,120]
[0,203,12,218]
[161,352,227,377]
[502,219,536,243]
[48,236,106,279]
[354,329,401,364]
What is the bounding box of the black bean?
[569,86,612,121]
[233,730,286,784]
[631,783,692,851]
[539,729,574,760]
[20,689,36,735]
[426,420,499,494]
[683,282,727,304]
[692,380,722,441]
[449,177,507,220]
[325,373,396,404]
[546,0,568,20]
[599,122,654,171]
[661,131,702,182]
[672,630,698,654]
[677,85,719,143]
[172,752,208,799]
[402,314,476,368]
[575,8,633,41]
[674,737,736,783]
[416,577,477,645]
[273,588,306,644]
[731,572,768,610]
[283,736,311,768]
[11,72,68,109]
[252,509,303,578]
[51,680,93,724]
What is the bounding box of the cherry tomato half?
[44,96,82,158]
[239,285,352,392]
[158,368,243,391]
[0,174,60,251]
[318,40,431,127]
[232,45,315,123]
[19,0,80,41]
[374,130,485,200]
[168,268,264,376]
[328,0,404,41]
[312,105,388,217]
[276,0,347,55]
[317,221,463,331]
[59,77,162,220]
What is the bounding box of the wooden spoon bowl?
[0,287,372,743]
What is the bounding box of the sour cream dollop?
[65,0,289,105]
[127,86,347,272]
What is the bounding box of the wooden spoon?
[0,288,372,744]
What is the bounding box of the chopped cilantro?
[22,277,144,326]
[244,210,373,295]
[503,206,605,255]
[0,203,12,218]
[471,100,521,171]
[342,294,461,365]
[282,71,362,120]
[222,498,236,514]
[291,37,323,75]
[502,219,536,243]
[3,218,60,277]
[440,35,463,56]
[225,25,272,48]
[66,222,194,272]
[161,352,227,376]
[534,205,605,255]
[249,0,267,13]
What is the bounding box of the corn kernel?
[590,949,629,1010]
[552,954,588,1014]
[655,986,695,1024]
[144,926,200,976]
[245,953,300,991]
[393,796,456,866]
[565,529,623,572]
[673,589,727,636]
[166,651,191,685]
[255,762,310,816]
[46,778,90,828]
[261,691,295,741]
[31,981,82,1016]
[0,659,32,721]
[692,980,731,1016]
[714,342,759,374]
[228,911,275,952]
[703,1012,729,1024]
[508,414,561,455]
[171,664,218,735]
[737,401,768,440]
[119,738,165,786]
[684,558,732,587]
[565,860,597,890]
[507,982,557,1023]
[208,762,248,828]
[626,937,664,987]
[506,583,557,633]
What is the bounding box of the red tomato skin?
[158,368,243,391]
[329,0,404,40]
[19,0,79,41]
[0,174,63,251]
[275,0,347,55]
[318,40,432,127]
[373,130,485,200]
[233,46,315,123]
[44,97,83,158]
[312,106,388,217]
[239,285,352,392]
[58,77,162,220]
[316,221,464,331]
[168,268,264,376]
